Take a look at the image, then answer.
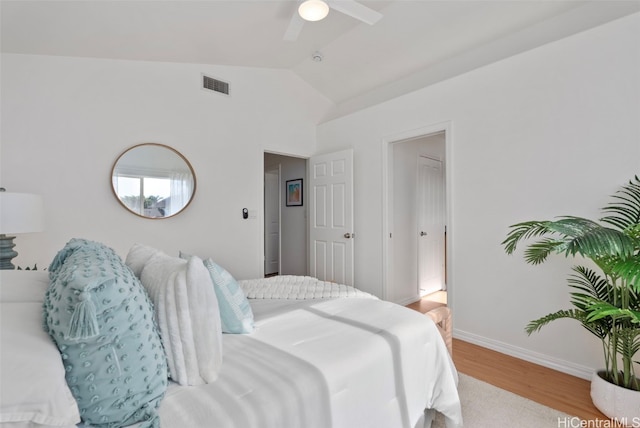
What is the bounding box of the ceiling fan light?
[298,0,330,22]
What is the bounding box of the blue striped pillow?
[203,258,254,334]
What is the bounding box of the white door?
[309,149,354,285]
[417,156,445,295]
[264,169,280,275]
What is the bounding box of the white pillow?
[139,251,223,386]
[0,270,49,302]
[0,302,81,427]
[125,243,160,277]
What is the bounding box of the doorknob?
[344,233,353,239]
[420,231,427,236]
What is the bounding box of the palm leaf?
[526,309,608,339]
[590,307,640,324]
[502,221,552,255]
[615,329,640,390]
[545,217,634,259]
[609,255,640,294]
[614,328,640,377]
[616,328,640,356]
[581,300,640,325]
[601,176,640,231]
[504,217,635,264]
[546,216,601,237]
[567,266,609,301]
[564,226,634,259]
[522,238,565,265]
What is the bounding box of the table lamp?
[0,188,44,269]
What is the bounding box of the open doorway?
[383,124,451,306]
[264,165,280,276]
[264,152,307,277]
[417,153,446,297]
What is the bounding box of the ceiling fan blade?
[327,0,382,25]
[283,11,305,41]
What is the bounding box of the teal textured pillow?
[44,239,168,428]
[203,258,254,334]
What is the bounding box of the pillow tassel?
[67,290,99,340]
[138,408,160,428]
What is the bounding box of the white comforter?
[159,298,462,428]
[239,275,376,300]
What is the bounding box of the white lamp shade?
[0,192,44,234]
[298,0,329,22]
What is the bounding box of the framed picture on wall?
[286,179,303,207]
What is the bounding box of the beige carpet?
[432,373,576,427]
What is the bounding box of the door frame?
[381,121,453,305]
[264,164,282,275]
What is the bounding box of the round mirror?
[111,143,196,219]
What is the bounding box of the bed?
[0,239,463,428]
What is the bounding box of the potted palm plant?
[502,176,640,420]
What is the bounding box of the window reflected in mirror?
[111,143,196,219]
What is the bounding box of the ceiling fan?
[283,0,383,41]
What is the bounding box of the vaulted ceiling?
[2,1,639,115]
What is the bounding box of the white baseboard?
[453,328,594,380]
[396,295,421,306]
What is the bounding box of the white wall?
[317,13,640,377]
[1,53,332,279]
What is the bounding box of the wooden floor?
[405,291,447,313]
[406,295,607,422]
[451,338,606,421]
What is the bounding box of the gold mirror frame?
[111,143,196,219]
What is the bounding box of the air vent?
[202,75,230,95]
